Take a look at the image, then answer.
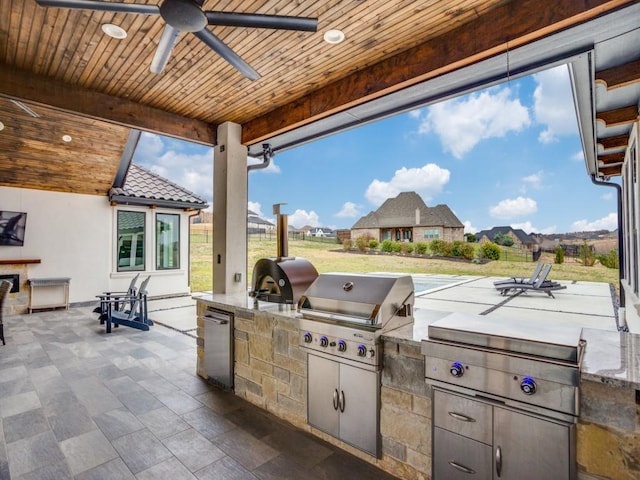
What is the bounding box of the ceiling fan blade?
[192,29,260,81]
[205,12,317,32]
[35,0,159,15]
[150,25,181,74]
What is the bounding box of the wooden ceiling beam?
[0,65,217,146]
[597,105,638,127]
[597,133,630,150]
[599,165,622,177]
[241,0,635,145]
[595,59,640,90]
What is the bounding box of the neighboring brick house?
[351,191,464,243]
[475,226,538,251]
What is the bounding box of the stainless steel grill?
[297,273,415,457]
[298,273,414,367]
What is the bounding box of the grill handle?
[333,389,339,410]
[448,411,476,422]
[496,445,502,477]
[339,390,345,413]
[449,461,476,475]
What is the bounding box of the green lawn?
[190,235,619,293]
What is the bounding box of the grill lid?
[428,313,584,363]
[298,273,414,327]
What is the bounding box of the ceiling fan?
[35,0,318,80]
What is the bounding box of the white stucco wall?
[0,186,192,305]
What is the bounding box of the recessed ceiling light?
[0,121,4,132]
[102,23,127,39]
[62,135,72,143]
[323,29,345,44]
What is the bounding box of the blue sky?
[133,64,618,234]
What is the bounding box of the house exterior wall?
[620,120,640,333]
[0,186,193,310]
[351,228,380,242]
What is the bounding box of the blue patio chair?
[96,273,140,323]
[103,276,153,333]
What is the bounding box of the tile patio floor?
[0,307,399,480]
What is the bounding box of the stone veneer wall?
[195,300,432,479]
[577,380,640,480]
[0,264,30,315]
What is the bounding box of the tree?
[464,233,477,243]
[554,246,565,264]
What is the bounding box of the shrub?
[342,239,352,251]
[597,249,619,269]
[494,233,514,247]
[429,239,446,255]
[381,240,394,252]
[401,242,414,254]
[458,243,475,260]
[369,239,379,250]
[355,235,370,252]
[441,241,454,257]
[452,240,464,257]
[415,242,428,254]
[391,241,402,253]
[554,246,565,264]
[480,242,501,260]
[579,241,596,266]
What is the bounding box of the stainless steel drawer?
[434,389,492,445]
[433,427,492,480]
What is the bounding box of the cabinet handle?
[449,461,476,474]
[448,411,476,422]
[496,445,502,477]
[339,390,345,413]
[333,389,339,410]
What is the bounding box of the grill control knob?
[320,336,329,348]
[303,332,312,343]
[368,349,376,358]
[450,362,465,377]
[357,345,367,357]
[521,376,537,395]
[338,340,347,352]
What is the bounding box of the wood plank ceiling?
[0,0,636,195]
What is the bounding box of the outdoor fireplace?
[0,274,19,292]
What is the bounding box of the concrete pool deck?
[143,274,620,335]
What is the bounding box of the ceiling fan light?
[0,121,4,132]
[101,23,127,39]
[62,135,72,143]
[323,29,345,44]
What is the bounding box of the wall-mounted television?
[0,211,27,246]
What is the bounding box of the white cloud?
[489,197,537,219]
[248,201,264,217]
[522,171,543,187]
[463,220,479,234]
[415,87,530,158]
[407,109,422,119]
[509,221,556,235]
[571,213,617,231]
[365,163,450,206]
[335,202,361,218]
[601,192,613,201]
[289,209,320,228]
[571,150,584,162]
[533,65,578,144]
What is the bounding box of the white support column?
[213,122,247,294]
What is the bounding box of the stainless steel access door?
[493,407,574,480]
[202,309,234,390]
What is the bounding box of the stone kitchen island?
[195,294,640,480]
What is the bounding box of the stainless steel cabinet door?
[494,408,571,480]
[308,354,340,438]
[339,363,379,456]
[203,310,233,389]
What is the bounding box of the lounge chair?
[0,279,11,345]
[493,262,545,287]
[496,264,566,298]
[102,276,153,333]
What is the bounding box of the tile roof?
[109,164,208,209]
[352,192,463,229]
[476,226,537,245]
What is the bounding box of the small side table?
[28,278,71,313]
